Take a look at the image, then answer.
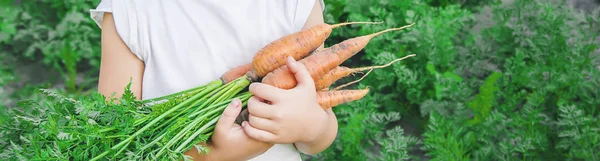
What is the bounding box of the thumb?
[215,98,242,132]
[286,56,315,89]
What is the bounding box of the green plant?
[312,0,600,160]
[2,0,102,93]
[0,79,250,160]
[308,93,419,161]
[0,56,15,87]
[0,4,18,88]
[457,1,600,160]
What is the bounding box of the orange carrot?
[317,88,370,109]
[220,63,252,83]
[247,21,382,81]
[261,23,416,89]
[331,69,373,91]
[315,66,350,90]
[314,54,416,90]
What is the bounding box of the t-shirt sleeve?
[90,0,145,62]
[293,0,326,31]
[89,0,112,28]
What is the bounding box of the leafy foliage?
[0,88,139,160]
[0,54,15,87]
[1,0,102,93]
[307,93,419,161]
[466,72,501,125]
[557,104,600,160]
[312,0,600,160]
[0,77,252,160]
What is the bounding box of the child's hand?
[242,57,330,145]
[186,98,273,161]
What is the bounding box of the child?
[90,0,338,160]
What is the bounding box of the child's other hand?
[242,56,330,145]
[186,98,273,161]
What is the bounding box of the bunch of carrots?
[92,21,416,160]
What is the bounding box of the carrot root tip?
[329,54,415,90]
[330,21,384,28]
[368,22,417,38]
[349,54,416,73]
[332,69,374,90]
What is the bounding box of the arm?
[294,109,338,155]
[97,12,144,100]
[293,0,338,155]
[100,12,272,161]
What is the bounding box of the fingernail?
[288,56,296,62]
[242,121,247,127]
[287,57,298,67]
[232,98,240,108]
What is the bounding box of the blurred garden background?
[1,0,600,160]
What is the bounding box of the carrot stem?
[140,132,167,151]
[173,93,252,152]
[155,105,217,157]
[141,84,208,104]
[93,80,222,161]
[150,82,231,133]
[155,79,250,157]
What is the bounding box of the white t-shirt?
[90,0,324,160]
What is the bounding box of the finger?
[248,114,279,134]
[254,97,271,104]
[257,97,266,102]
[215,98,242,132]
[285,56,315,90]
[249,83,285,101]
[247,96,275,119]
[242,121,278,143]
